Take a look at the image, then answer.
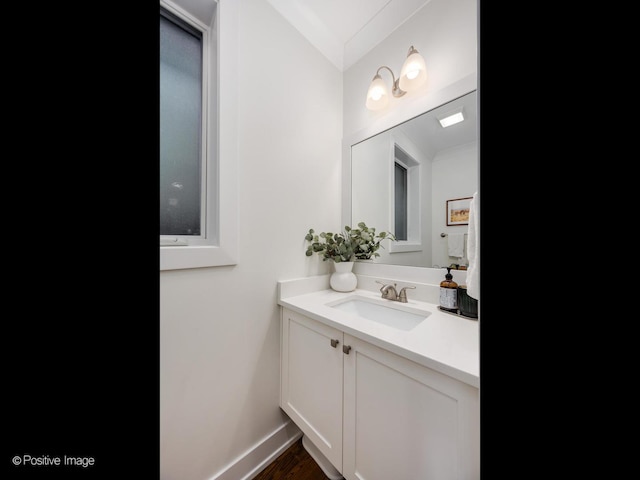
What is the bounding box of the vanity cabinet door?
[342,334,479,480]
[280,309,344,472]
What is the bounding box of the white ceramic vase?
[330,261,357,292]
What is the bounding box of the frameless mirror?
[350,90,477,268]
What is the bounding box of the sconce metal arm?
[375,66,406,98]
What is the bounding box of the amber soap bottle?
[439,267,458,313]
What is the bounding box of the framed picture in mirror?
[446,197,473,226]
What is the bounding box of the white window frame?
[160,0,238,270]
[388,134,422,254]
[393,160,408,240]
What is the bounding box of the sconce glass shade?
[398,46,427,92]
[365,74,390,110]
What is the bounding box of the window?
[394,162,408,241]
[389,140,422,254]
[160,9,204,239]
[160,0,238,270]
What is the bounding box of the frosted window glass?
[160,13,203,236]
[394,162,408,241]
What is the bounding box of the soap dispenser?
[439,267,458,313]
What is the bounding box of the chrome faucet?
[398,285,416,303]
[376,281,398,300]
[375,281,416,303]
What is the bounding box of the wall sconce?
[365,45,427,111]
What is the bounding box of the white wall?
[160,1,342,479]
[431,141,478,267]
[351,133,390,237]
[160,0,477,478]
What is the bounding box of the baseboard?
[209,420,302,480]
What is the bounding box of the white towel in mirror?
[466,191,479,300]
[447,233,465,258]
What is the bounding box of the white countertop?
[278,277,479,388]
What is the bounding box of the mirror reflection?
[351,90,477,268]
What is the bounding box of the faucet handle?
[375,280,393,291]
[398,285,416,303]
[375,280,397,300]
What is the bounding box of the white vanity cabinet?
[342,334,479,480]
[280,308,344,471]
[280,307,480,480]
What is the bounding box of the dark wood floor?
[253,438,334,480]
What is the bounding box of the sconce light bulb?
[366,74,390,110]
[399,46,427,92]
[405,65,420,80]
[370,86,384,101]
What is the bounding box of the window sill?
[160,245,237,271]
[388,241,423,254]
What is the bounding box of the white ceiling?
[398,90,477,157]
[266,0,431,71]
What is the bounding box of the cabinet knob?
[343,345,352,354]
[330,339,339,348]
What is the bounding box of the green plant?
[305,222,396,262]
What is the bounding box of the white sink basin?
[328,296,430,331]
